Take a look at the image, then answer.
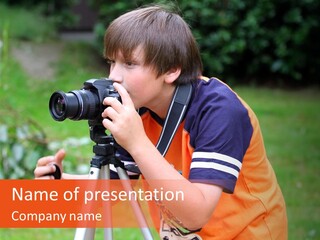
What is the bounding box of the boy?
[35,4,287,239]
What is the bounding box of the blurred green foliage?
[0,3,56,42]
[92,0,320,86]
[0,107,49,179]
[0,3,103,179]
[3,0,318,85]
[1,0,79,33]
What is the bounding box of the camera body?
[49,78,120,121]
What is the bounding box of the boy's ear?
[164,68,181,84]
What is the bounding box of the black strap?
[125,83,192,174]
[156,83,192,156]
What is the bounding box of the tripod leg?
[116,167,154,240]
[74,163,153,240]
[74,166,101,240]
[101,165,113,240]
[74,228,96,240]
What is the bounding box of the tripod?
[74,120,154,240]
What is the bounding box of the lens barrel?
[49,90,99,121]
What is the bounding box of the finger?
[113,83,134,107]
[51,149,65,179]
[103,96,123,113]
[37,156,55,167]
[54,149,65,166]
[34,165,56,179]
[101,103,119,119]
[102,117,113,131]
[35,149,65,176]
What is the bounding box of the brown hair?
[104,4,203,85]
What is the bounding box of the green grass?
[1,3,320,240]
[0,228,160,240]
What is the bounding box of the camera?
[49,78,120,121]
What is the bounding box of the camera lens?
[49,90,100,121]
[54,96,66,116]
[49,91,80,121]
[49,79,118,122]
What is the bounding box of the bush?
[92,0,320,86]
[0,1,79,37]
[0,106,49,179]
[0,3,57,41]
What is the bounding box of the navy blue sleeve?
[185,79,253,193]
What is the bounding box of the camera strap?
[156,83,193,156]
[125,83,193,174]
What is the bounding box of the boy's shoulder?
[185,77,254,150]
[188,77,247,118]
[192,77,237,101]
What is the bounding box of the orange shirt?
[140,78,287,239]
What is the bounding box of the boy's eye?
[125,61,133,66]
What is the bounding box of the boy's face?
[108,46,173,111]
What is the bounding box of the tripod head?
[88,119,113,145]
[88,119,124,169]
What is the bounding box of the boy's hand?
[102,83,147,153]
[34,149,65,179]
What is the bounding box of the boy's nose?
[108,75,123,83]
[108,65,123,83]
